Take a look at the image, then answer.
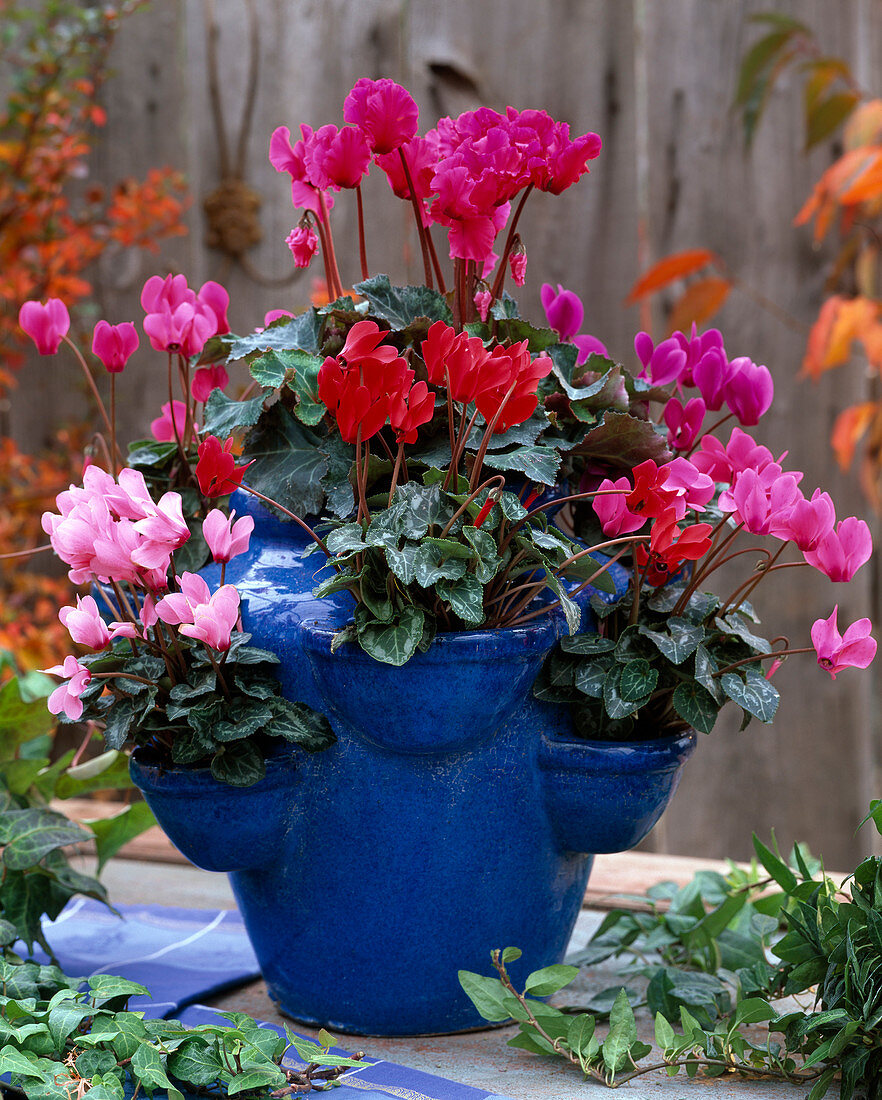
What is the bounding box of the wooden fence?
[9,0,882,869]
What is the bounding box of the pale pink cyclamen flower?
[19,299,70,355]
[191,364,229,404]
[804,517,873,582]
[286,225,320,268]
[58,595,111,650]
[811,606,876,679]
[202,509,255,564]
[131,492,191,569]
[92,320,139,373]
[474,289,492,322]
[45,656,92,721]
[509,250,527,287]
[343,77,420,155]
[150,400,190,443]
[155,572,240,651]
[592,475,645,536]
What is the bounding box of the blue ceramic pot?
[131,498,695,1037]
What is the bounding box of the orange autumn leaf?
[626,249,718,303]
[844,99,882,149]
[838,149,882,204]
[794,147,882,241]
[831,401,879,470]
[802,295,879,377]
[666,277,731,335]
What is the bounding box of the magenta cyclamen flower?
[634,333,687,387]
[811,606,877,679]
[718,465,803,536]
[768,489,836,552]
[45,656,92,721]
[141,274,228,358]
[723,356,774,426]
[150,400,190,443]
[593,475,645,536]
[573,333,609,365]
[92,320,139,373]
[804,516,873,582]
[305,124,371,190]
[286,225,319,269]
[691,427,776,483]
[692,345,733,410]
[192,364,229,404]
[202,509,255,564]
[509,250,527,287]
[663,396,706,452]
[19,299,70,355]
[343,77,419,155]
[58,595,111,650]
[540,284,584,341]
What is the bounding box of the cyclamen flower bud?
[286,225,319,268]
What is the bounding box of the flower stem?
[355,183,369,281]
[490,184,533,301]
[62,335,115,455]
[398,146,433,288]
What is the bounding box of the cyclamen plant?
[19,75,877,741]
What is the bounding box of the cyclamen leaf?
[672,681,719,735]
[266,698,335,751]
[354,275,452,328]
[202,389,268,439]
[574,660,610,699]
[436,575,485,625]
[355,605,425,666]
[638,618,704,664]
[561,634,616,656]
[619,658,658,702]
[721,669,779,723]
[210,742,266,787]
[481,444,562,487]
[603,668,647,720]
[226,309,323,360]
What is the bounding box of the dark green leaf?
[266,698,335,751]
[721,669,779,723]
[210,742,266,787]
[2,809,90,870]
[355,605,425,666]
[202,388,267,437]
[436,574,485,625]
[672,681,719,735]
[241,404,327,517]
[619,658,658,702]
[639,618,703,664]
[523,964,579,997]
[355,275,452,328]
[87,803,156,872]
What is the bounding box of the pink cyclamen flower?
[663,396,706,452]
[19,299,70,355]
[45,656,92,721]
[286,225,319,268]
[811,606,876,679]
[474,289,492,322]
[264,310,294,327]
[723,356,774,426]
[150,400,189,443]
[343,77,419,155]
[718,465,803,535]
[155,572,240,651]
[593,475,645,536]
[691,427,777,484]
[692,345,734,411]
[92,320,139,373]
[192,364,229,404]
[804,516,873,582]
[574,333,609,365]
[202,509,255,564]
[768,488,836,552]
[509,250,527,287]
[540,284,583,341]
[58,595,111,650]
[131,492,191,568]
[306,124,371,190]
[634,332,687,387]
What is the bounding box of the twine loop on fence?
[203,177,262,257]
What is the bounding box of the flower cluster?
[40,468,332,785]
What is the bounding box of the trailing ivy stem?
[438,475,505,539]
[317,191,344,301]
[398,146,433,289]
[490,183,534,301]
[470,381,519,492]
[355,183,369,280]
[239,483,333,560]
[491,953,569,1061]
[62,335,115,450]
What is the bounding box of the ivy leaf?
[602,989,638,1077]
[355,275,452,328]
[721,669,779,723]
[167,1041,226,1088]
[86,803,156,873]
[457,970,519,1022]
[1,809,91,870]
[523,964,579,997]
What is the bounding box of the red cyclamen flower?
[196,435,253,498]
[19,299,70,355]
[92,320,139,373]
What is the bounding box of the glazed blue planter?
[132,498,696,1036]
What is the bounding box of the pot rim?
[299,614,561,663]
[129,742,299,792]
